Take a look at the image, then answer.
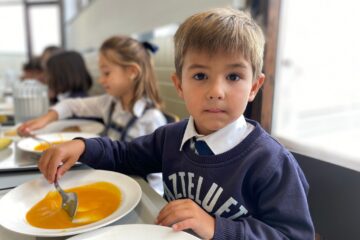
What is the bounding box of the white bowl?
[17,132,99,153]
[0,170,142,237]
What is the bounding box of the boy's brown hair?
[100,36,163,111]
[174,8,265,80]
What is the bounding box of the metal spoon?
[33,135,79,220]
[54,174,78,220]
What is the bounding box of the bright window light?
[0,4,26,53]
[272,0,360,170]
[29,5,60,55]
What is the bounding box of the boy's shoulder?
[245,118,285,146]
[244,118,294,160]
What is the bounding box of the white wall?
[65,0,240,50]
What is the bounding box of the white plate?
[33,119,104,135]
[17,132,99,153]
[0,170,142,237]
[67,224,200,240]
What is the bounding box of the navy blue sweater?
[79,119,315,240]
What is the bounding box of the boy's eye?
[102,71,110,76]
[227,73,241,81]
[193,73,207,80]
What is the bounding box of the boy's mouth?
[205,108,225,113]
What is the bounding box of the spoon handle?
[54,179,68,201]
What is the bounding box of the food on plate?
[0,138,12,150]
[26,181,121,229]
[3,129,17,137]
[34,140,67,151]
[62,126,81,132]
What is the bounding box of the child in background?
[40,45,63,70]
[37,8,314,239]
[45,50,93,103]
[18,35,167,194]
[20,56,43,82]
[39,45,63,87]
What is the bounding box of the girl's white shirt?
[51,94,167,141]
[56,91,70,102]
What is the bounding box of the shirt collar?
[133,97,148,117]
[179,115,248,154]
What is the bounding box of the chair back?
[162,111,180,124]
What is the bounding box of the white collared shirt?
[180,115,254,155]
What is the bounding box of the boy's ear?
[171,73,184,99]
[248,73,265,102]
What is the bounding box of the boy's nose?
[207,80,225,100]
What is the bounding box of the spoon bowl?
[54,178,78,220]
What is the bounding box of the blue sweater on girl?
[79,119,315,240]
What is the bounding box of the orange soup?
[26,181,121,229]
[34,141,66,151]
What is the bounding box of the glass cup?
[13,80,49,124]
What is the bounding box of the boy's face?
[172,50,265,135]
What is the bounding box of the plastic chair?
[162,111,180,124]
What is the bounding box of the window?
[0,0,62,89]
[272,0,360,169]
[29,5,61,55]
[0,4,26,54]
[0,3,26,91]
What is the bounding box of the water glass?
[13,80,49,124]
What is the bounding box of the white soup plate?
[0,170,142,237]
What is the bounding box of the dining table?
[0,100,168,240]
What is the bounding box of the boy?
[39,8,315,240]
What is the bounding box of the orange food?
[26,181,121,229]
[34,141,66,151]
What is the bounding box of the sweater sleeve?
[213,153,314,240]
[78,128,165,178]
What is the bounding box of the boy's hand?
[17,110,58,136]
[38,140,85,183]
[156,199,215,239]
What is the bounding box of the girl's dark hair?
[100,35,163,111]
[46,51,92,94]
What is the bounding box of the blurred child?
[45,50,93,103]
[20,56,43,82]
[36,8,314,239]
[40,45,63,70]
[18,35,167,194]
[39,45,63,87]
